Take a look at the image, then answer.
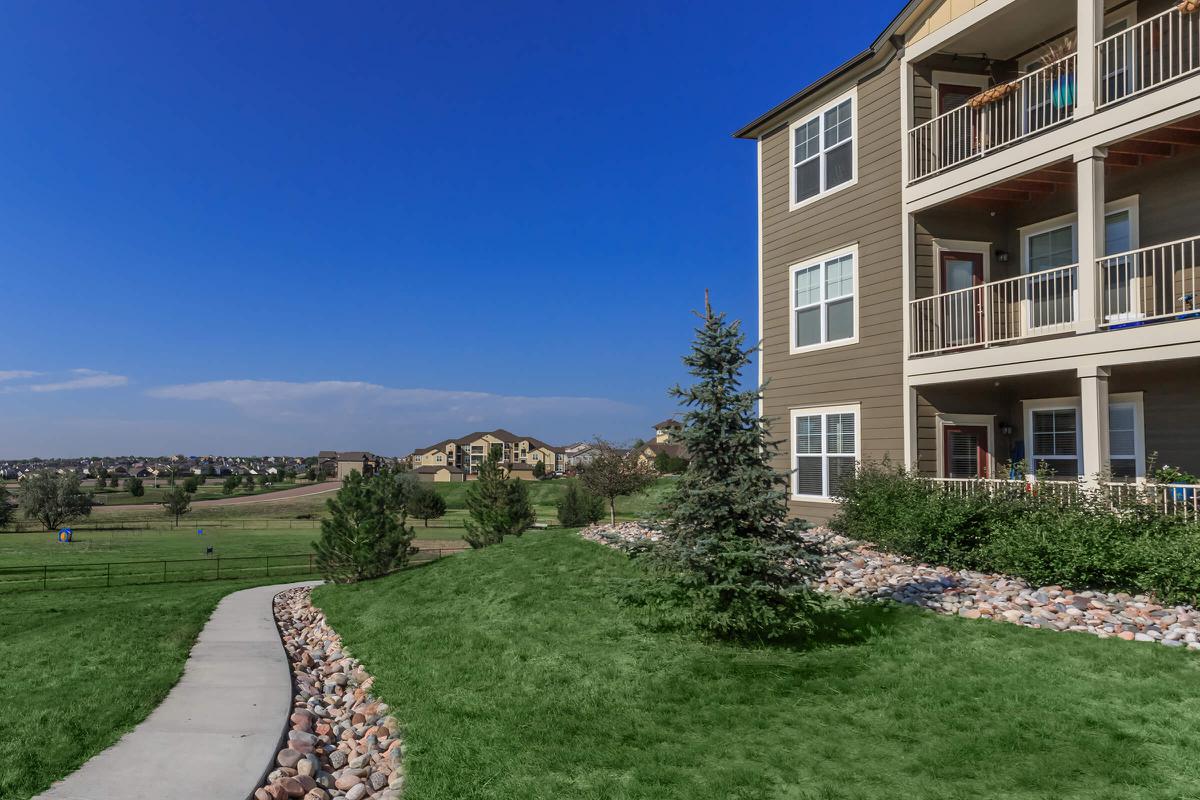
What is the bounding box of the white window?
[790,245,858,353]
[1029,407,1080,478]
[789,89,857,209]
[791,405,859,500]
[1024,393,1144,480]
[435,455,443,463]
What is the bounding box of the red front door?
[944,425,989,479]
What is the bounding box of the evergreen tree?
[532,460,546,479]
[556,481,605,527]
[650,292,822,641]
[407,485,447,527]
[243,473,256,490]
[96,475,107,489]
[222,475,241,495]
[127,477,145,497]
[463,445,536,548]
[0,485,14,529]
[161,486,192,527]
[313,471,415,582]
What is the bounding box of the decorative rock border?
[255,587,405,800]
[580,523,1200,649]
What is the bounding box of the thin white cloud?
[24,370,129,392]
[147,379,634,421]
[0,370,40,382]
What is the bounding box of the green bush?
[833,462,1200,604]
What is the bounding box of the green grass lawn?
[316,532,1200,800]
[0,578,295,800]
[88,479,309,506]
[429,476,676,521]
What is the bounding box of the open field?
[0,577,303,800]
[316,532,1200,800]
[88,479,317,506]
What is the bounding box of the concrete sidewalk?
[37,581,319,800]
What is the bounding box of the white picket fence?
[924,477,1200,521]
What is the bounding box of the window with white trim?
[792,406,858,499]
[791,247,856,351]
[790,90,856,207]
[1030,407,1080,478]
[1108,403,1137,479]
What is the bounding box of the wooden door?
[944,425,990,479]
[940,251,985,347]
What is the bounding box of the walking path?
[36,581,320,800]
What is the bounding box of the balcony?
[910,236,1200,357]
[907,2,1200,184]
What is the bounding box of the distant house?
[636,419,688,470]
[411,429,565,476]
[413,465,466,483]
[565,444,600,468]
[318,451,379,480]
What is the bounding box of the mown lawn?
[316,532,1200,800]
[0,579,287,800]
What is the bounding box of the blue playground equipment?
[57,529,73,543]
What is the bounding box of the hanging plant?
[966,81,1017,109]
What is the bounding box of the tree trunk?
[609,498,616,525]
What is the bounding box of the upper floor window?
[789,245,858,354]
[790,88,857,209]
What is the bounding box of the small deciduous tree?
[313,470,416,583]
[182,475,201,494]
[243,473,256,491]
[556,481,605,527]
[407,485,447,527]
[95,475,107,489]
[161,486,192,527]
[649,292,821,641]
[20,472,93,531]
[127,477,145,497]
[463,445,536,549]
[578,441,657,524]
[222,475,241,495]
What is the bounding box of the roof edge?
[732,0,929,140]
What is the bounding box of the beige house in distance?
[738,0,1200,522]
[411,429,565,479]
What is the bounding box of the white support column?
[900,56,914,186]
[904,384,918,471]
[1079,365,1111,483]
[1076,0,1104,117]
[1074,147,1106,334]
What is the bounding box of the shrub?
[463,446,535,549]
[20,472,93,531]
[833,463,1200,604]
[556,481,605,527]
[127,477,145,497]
[314,470,415,582]
[407,485,447,527]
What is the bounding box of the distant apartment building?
[738,0,1200,521]
[635,419,688,467]
[317,450,379,480]
[411,429,565,481]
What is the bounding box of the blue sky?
[0,0,896,457]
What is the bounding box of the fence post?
[265,557,270,577]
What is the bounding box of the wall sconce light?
[996,250,1010,263]
[999,423,1014,436]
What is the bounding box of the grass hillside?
[316,532,1200,800]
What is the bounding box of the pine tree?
[407,485,447,527]
[556,481,605,527]
[651,292,822,641]
[463,446,536,548]
[313,471,415,583]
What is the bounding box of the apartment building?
[411,429,565,479]
[739,0,1200,521]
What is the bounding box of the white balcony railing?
[927,477,1200,521]
[910,264,1078,356]
[909,53,1078,181]
[1098,235,1200,327]
[1097,5,1200,108]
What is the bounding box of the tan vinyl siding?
[760,57,905,523]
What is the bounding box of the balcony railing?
[1097,5,1200,108]
[910,264,1078,356]
[909,53,1077,181]
[1098,235,1200,327]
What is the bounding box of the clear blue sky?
[0,0,896,457]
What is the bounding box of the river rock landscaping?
[255,587,406,800]
[580,522,1200,649]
